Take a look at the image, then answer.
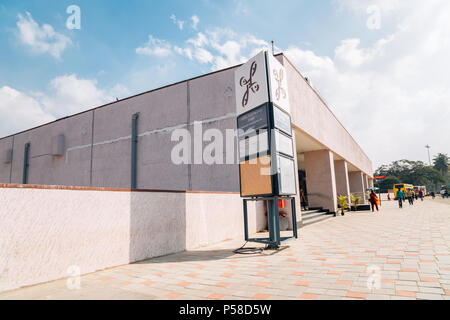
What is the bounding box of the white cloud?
[40,74,129,118]
[0,86,55,137]
[191,15,200,30]
[16,12,72,59]
[170,14,184,30]
[194,47,214,64]
[0,75,129,137]
[136,35,172,57]
[285,0,450,167]
[181,28,270,70]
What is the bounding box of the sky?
[0,0,449,169]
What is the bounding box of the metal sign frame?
[242,196,298,249]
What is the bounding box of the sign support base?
[243,196,298,249]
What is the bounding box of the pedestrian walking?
[369,191,379,212]
[419,190,424,202]
[387,193,391,201]
[431,191,435,199]
[407,189,414,205]
[396,189,405,208]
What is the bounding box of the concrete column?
[304,150,337,214]
[348,171,367,204]
[291,132,302,227]
[334,160,351,201]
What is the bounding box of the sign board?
[235,51,269,116]
[267,53,290,114]
[277,155,297,195]
[273,105,292,136]
[238,130,269,161]
[374,176,386,180]
[237,104,268,136]
[236,50,296,197]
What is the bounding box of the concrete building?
[0,53,373,292]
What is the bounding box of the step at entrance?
[301,208,334,227]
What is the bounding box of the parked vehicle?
[393,184,413,200]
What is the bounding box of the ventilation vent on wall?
[5,149,13,164]
[52,134,65,156]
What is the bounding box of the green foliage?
[350,194,361,210]
[337,195,349,214]
[377,176,400,191]
[433,153,449,176]
[374,159,446,190]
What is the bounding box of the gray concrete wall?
[0,54,372,192]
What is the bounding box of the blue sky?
[0,0,449,167]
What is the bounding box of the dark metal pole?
[131,113,139,189]
[377,179,382,206]
[22,143,30,184]
[291,197,298,239]
[243,200,249,241]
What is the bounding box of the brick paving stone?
[416,293,444,300]
[2,199,450,300]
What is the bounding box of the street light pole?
[425,145,431,166]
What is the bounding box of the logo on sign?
[240,61,259,108]
[273,68,286,101]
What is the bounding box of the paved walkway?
[1,198,449,300]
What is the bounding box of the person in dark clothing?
[369,191,379,212]
[397,189,405,208]
[419,190,424,201]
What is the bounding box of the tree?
[433,153,449,176]
[376,176,400,192]
[375,159,446,189]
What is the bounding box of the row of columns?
[304,150,372,214]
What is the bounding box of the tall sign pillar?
[235,51,298,249]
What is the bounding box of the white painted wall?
[0,186,250,293]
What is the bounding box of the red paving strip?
[252,293,271,300]
[387,261,401,264]
[322,263,334,267]
[177,281,191,287]
[420,277,438,282]
[220,273,233,278]
[141,281,155,286]
[295,281,310,287]
[299,293,317,300]
[346,292,366,299]
[167,292,182,299]
[328,271,342,275]
[286,258,297,262]
[208,293,225,300]
[396,291,416,298]
[214,282,230,287]
[353,262,367,266]
[381,279,395,283]
[291,272,305,276]
[445,290,450,296]
[186,273,199,278]
[401,268,417,272]
[256,272,269,277]
[336,280,352,285]
[254,282,270,287]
